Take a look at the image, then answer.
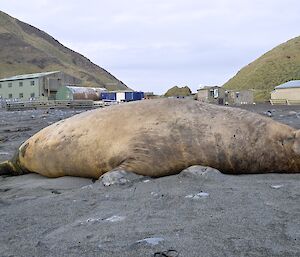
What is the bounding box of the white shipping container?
[116,92,125,102]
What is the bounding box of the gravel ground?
[0,103,299,257]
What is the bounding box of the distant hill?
[0,11,128,91]
[164,86,192,97]
[223,36,300,101]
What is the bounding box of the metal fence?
[3,100,117,111]
[270,99,300,105]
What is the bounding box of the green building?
[0,71,80,100]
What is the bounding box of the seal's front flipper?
[100,168,145,186]
[179,165,226,182]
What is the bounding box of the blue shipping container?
[100,92,116,101]
[125,92,133,101]
[125,91,144,101]
[139,92,144,99]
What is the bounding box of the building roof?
[197,86,221,91]
[0,71,60,82]
[275,80,300,89]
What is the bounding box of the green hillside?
[164,86,192,97]
[0,11,128,91]
[223,36,300,101]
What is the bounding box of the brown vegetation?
[0,11,128,90]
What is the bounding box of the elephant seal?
[0,98,300,179]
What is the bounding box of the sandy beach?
[0,104,300,257]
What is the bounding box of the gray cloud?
[1,0,300,93]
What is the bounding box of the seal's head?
[292,130,300,155]
[282,129,300,172]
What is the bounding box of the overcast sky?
[1,0,300,94]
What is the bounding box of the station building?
[271,80,300,104]
[197,86,253,105]
[0,71,80,100]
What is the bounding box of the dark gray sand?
[0,104,300,257]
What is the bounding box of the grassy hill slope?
[164,86,192,97]
[0,11,128,90]
[223,36,300,101]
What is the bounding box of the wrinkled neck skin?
[227,128,300,174]
[259,130,299,174]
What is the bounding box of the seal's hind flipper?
[0,154,28,176]
[100,168,145,186]
[0,161,16,175]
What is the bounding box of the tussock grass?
[223,36,300,102]
[164,86,192,97]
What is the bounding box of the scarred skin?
[1,98,300,178]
